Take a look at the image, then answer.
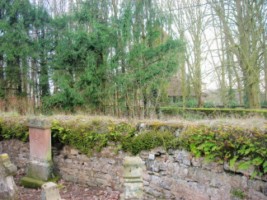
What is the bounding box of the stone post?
[21,118,53,188]
[0,153,18,200]
[122,156,145,200]
[41,182,61,200]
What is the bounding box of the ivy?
[177,125,267,176]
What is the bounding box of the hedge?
[160,107,267,118]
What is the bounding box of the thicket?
[0,116,266,176]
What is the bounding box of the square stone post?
[21,118,53,188]
[122,156,145,200]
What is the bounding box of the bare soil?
[15,169,121,200]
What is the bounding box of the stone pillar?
[21,118,53,188]
[41,182,61,200]
[122,156,145,200]
[0,153,18,200]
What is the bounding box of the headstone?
[122,156,145,200]
[41,182,61,200]
[21,118,53,188]
[0,153,18,200]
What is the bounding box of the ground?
[15,169,120,200]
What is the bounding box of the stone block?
[175,150,191,166]
[27,160,53,181]
[0,153,18,200]
[22,118,54,188]
[28,118,51,129]
[41,182,61,200]
[148,154,155,160]
[123,156,145,200]
[20,176,45,189]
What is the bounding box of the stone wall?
[0,140,266,200]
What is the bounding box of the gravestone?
[0,153,18,200]
[122,156,145,200]
[41,182,61,200]
[21,118,53,188]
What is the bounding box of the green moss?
[231,188,246,199]
[20,177,45,189]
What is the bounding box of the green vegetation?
[20,177,45,189]
[231,188,246,199]
[0,116,266,176]
[160,107,267,119]
[0,0,183,117]
[177,125,267,176]
[0,0,267,117]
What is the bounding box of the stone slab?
[28,118,51,129]
[20,176,45,189]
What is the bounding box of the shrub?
[121,131,176,155]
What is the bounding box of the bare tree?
[210,0,266,108]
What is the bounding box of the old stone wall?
[0,140,266,200]
[140,148,267,200]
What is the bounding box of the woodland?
[0,0,267,118]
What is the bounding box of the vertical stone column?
[122,156,145,200]
[0,153,18,200]
[21,118,53,188]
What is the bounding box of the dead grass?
[1,111,266,131]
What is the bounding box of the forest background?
[0,0,266,118]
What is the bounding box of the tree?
[210,0,266,108]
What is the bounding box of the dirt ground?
[15,169,121,200]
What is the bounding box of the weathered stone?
[248,188,267,200]
[192,157,203,167]
[148,154,155,160]
[27,160,53,181]
[41,182,61,200]
[202,161,223,173]
[137,123,147,132]
[0,153,18,200]
[28,118,51,129]
[1,139,267,200]
[174,150,191,166]
[22,118,53,188]
[123,156,145,200]
[224,160,255,177]
[171,180,209,200]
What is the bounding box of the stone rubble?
[0,153,18,200]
